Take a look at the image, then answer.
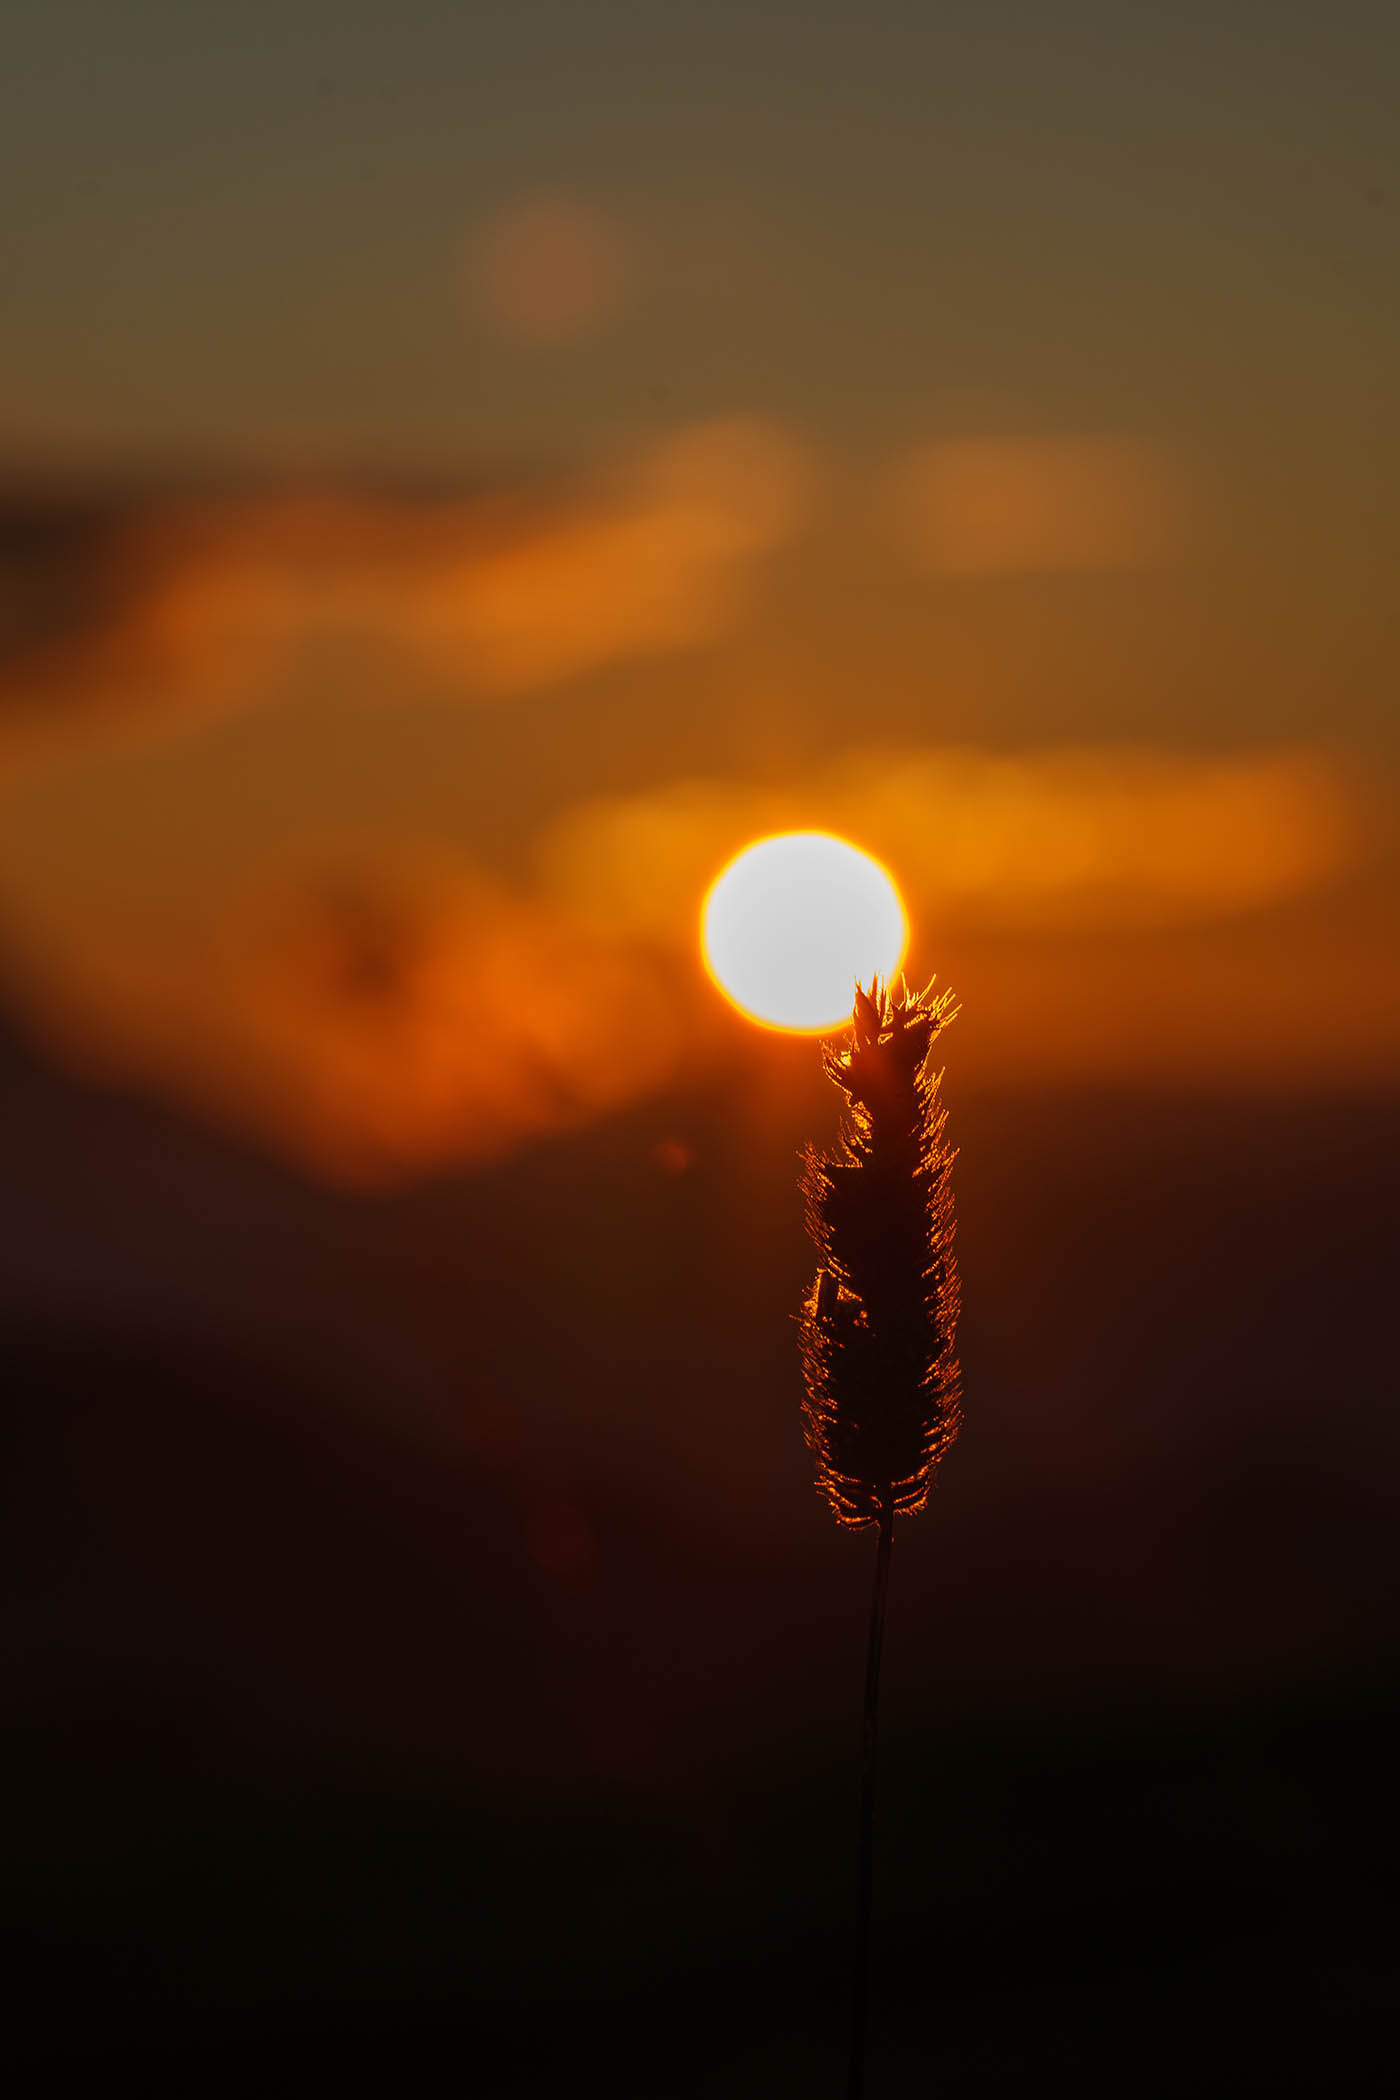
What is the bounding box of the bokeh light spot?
[469,192,633,344]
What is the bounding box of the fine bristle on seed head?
[799,973,961,1530]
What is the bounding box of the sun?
[701,832,907,1032]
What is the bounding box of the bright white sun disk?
[701,832,907,1032]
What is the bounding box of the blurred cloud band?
[540,747,1361,935]
[0,416,815,782]
[0,739,1376,1185]
[889,436,1179,575]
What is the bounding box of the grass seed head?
[799,973,962,1529]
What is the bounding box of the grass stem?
[849,1491,894,2100]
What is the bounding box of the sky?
[1,1,1398,1174]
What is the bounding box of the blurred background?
[3,3,1397,2090]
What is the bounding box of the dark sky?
[4,2,1397,464]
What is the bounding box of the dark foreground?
[4,1015,1396,2092]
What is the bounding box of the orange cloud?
[835,746,1359,927]
[887,436,1179,575]
[453,417,813,689]
[0,418,815,780]
[0,737,1379,1186]
[225,867,687,1182]
[537,746,1362,939]
[0,855,687,1186]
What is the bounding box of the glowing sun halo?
[702,832,908,1032]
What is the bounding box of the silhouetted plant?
[799,973,961,2100]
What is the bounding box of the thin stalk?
[848,1491,894,2100]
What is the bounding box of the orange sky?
[0,444,1393,1181]
[0,4,1396,1177]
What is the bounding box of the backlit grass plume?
[798,970,961,2100]
[800,972,961,1528]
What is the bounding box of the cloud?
[224,866,688,1182]
[835,745,1359,926]
[886,436,1179,575]
[537,746,1362,938]
[453,417,812,690]
[0,417,815,777]
[0,854,688,1186]
[0,741,1378,1183]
